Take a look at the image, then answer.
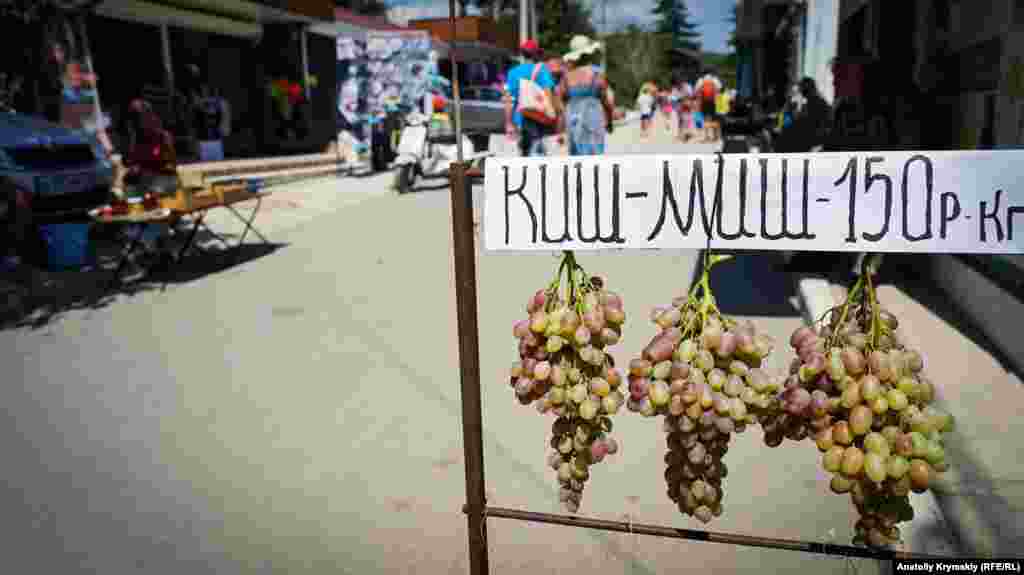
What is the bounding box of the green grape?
[823,446,845,472]
[841,446,865,478]
[864,432,890,457]
[886,389,909,411]
[865,452,888,483]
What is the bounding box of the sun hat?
[564,35,602,62]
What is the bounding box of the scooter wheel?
[394,165,415,195]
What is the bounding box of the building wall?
[408,16,517,53]
[947,0,1012,52]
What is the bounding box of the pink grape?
[534,361,552,381]
[629,376,650,401]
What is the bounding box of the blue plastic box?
[39,223,93,271]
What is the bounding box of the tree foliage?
[652,0,701,54]
[537,0,595,57]
[727,2,738,50]
[605,24,666,107]
[724,3,738,75]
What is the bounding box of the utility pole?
[520,0,528,60]
[529,0,537,46]
[601,0,607,71]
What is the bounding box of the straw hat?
[564,35,602,62]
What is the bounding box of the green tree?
[537,0,596,56]
[727,3,738,50]
[724,3,739,75]
[651,0,701,74]
[605,24,666,107]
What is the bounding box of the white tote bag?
[516,63,557,127]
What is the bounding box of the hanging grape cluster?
[784,259,954,548]
[505,250,957,550]
[510,252,627,513]
[626,255,784,523]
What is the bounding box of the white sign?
[482,151,1024,254]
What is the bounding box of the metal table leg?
[108,226,146,289]
[224,198,268,264]
[225,197,268,246]
[176,212,206,263]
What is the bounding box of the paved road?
[1,122,893,574]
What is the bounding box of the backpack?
[701,79,716,101]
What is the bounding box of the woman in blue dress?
[555,36,618,156]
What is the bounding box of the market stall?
[439,2,1022,574]
[90,176,270,286]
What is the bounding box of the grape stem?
[825,254,884,351]
[553,250,590,313]
[862,255,882,350]
[685,252,729,328]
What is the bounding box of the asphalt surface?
[0,120,904,574]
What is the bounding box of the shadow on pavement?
[872,254,1024,556]
[1,229,287,331]
[878,255,1020,380]
[693,249,802,317]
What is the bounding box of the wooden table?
[90,191,271,288]
[89,208,176,287]
[168,191,271,265]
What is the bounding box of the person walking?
[636,84,655,138]
[504,39,557,157]
[659,86,673,135]
[695,71,722,142]
[675,81,692,141]
[555,35,619,156]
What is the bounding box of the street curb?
[793,275,965,557]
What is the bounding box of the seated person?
[123,100,178,198]
[121,100,180,268]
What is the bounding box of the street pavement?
[0,119,972,574]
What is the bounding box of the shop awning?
[0,0,100,21]
[142,0,326,24]
[95,0,263,37]
[310,7,418,40]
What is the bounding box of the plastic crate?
[39,223,92,271]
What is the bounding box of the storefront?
[0,2,110,145]
[86,0,337,159]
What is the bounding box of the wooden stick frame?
[444,2,954,572]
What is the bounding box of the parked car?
[0,110,113,224]
[459,86,505,135]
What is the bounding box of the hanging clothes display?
[336,31,434,156]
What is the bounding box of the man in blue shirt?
[504,39,556,157]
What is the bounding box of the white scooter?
[392,111,491,194]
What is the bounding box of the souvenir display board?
[337,30,437,153]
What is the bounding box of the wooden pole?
[449,0,487,573]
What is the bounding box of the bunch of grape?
[626,290,782,523]
[547,417,619,513]
[663,413,730,523]
[510,254,627,512]
[786,279,954,548]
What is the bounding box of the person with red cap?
[504,39,557,157]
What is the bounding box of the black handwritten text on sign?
[481,151,1024,254]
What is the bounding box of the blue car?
[0,110,113,223]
